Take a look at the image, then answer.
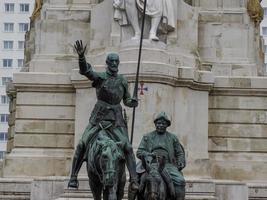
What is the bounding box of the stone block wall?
[194,0,263,76]
[209,77,267,180]
[3,73,75,177]
[25,0,92,73]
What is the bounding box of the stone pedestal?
[1,0,267,199]
[3,73,75,177]
[209,77,267,181]
[214,180,248,200]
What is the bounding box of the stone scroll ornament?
[247,0,264,26]
[113,0,175,41]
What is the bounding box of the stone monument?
[0,0,266,200]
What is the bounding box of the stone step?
[57,198,94,200]
[248,182,267,200]
[59,189,128,199]
[0,178,32,200]
[0,195,30,200]
[57,194,217,200]
[57,196,217,200]
[56,178,217,200]
[186,195,217,200]
[58,192,217,200]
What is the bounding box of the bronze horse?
[87,131,126,200]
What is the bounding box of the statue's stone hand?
[74,40,87,57]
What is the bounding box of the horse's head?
[96,136,124,188]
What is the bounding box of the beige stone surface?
[209,96,267,110]
[15,120,74,134]
[13,134,73,148]
[16,106,75,120]
[214,180,248,200]
[197,2,260,76]
[13,72,72,85]
[16,92,75,106]
[209,124,267,138]
[214,76,267,88]
[209,76,267,181]
[248,182,267,199]
[3,150,72,177]
[0,178,32,199]
[210,152,267,162]
[3,72,75,177]
[211,160,267,181]
[209,138,267,152]
[209,110,267,124]
[30,177,65,200]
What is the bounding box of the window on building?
[18,59,24,67]
[0,151,6,160]
[19,23,29,32]
[262,27,267,35]
[264,8,267,16]
[18,41,25,49]
[3,41,13,50]
[0,133,8,141]
[19,4,29,12]
[3,59,13,68]
[4,3,14,12]
[1,77,12,86]
[4,23,14,32]
[0,114,9,123]
[1,95,9,104]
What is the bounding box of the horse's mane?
[88,132,124,172]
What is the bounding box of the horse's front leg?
[103,186,117,200]
[88,170,102,200]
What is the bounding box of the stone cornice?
[12,72,74,93]
[71,67,214,91]
[210,77,267,96]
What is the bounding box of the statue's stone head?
[106,53,120,74]
[154,112,171,134]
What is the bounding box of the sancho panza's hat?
[153,112,171,127]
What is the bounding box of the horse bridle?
[99,149,117,187]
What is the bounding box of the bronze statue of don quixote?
[68,0,186,199]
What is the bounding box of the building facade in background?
[0,0,34,159]
[261,0,267,71]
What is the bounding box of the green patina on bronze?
[137,112,186,200]
[68,40,139,199]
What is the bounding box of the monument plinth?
[1,0,267,199]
